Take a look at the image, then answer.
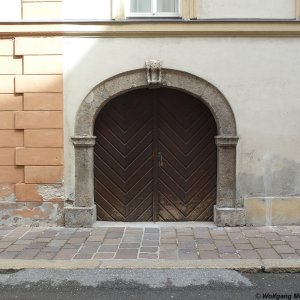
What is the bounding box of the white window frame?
[126,0,181,18]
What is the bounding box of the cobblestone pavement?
[0,225,300,260]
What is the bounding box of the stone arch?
[74,69,237,136]
[65,68,245,227]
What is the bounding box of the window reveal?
[129,0,180,17]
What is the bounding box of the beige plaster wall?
[63,0,111,20]
[0,0,21,20]
[63,37,300,204]
[245,197,300,225]
[199,0,296,19]
[62,0,297,20]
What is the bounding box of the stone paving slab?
[0,225,300,261]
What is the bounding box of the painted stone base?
[64,205,96,227]
[245,197,300,226]
[0,202,64,226]
[214,206,246,226]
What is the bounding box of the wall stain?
[238,154,300,200]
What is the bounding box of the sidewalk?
[0,224,300,271]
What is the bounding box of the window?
[128,0,180,17]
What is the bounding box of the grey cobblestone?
[197,244,216,251]
[0,225,299,260]
[142,240,159,246]
[98,245,119,252]
[140,246,158,253]
[115,249,138,259]
[139,253,158,259]
[238,250,260,259]
[94,252,115,259]
[199,250,219,259]
[119,243,140,249]
[159,250,178,260]
[219,253,240,259]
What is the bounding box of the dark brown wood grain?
[94,89,154,221]
[94,88,217,221]
[157,89,217,221]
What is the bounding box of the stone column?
[64,136,97,227]
[214,136,245,226]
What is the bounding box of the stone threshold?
[0,259,299,273]
[93,221,217,228]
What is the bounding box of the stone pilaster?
[214,136,245,226]
[72,135,96,207]
[215,136,238,208]
[64,135,96,227]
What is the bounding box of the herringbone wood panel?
[94,90,154,221]
[94,88,217,221]
[157,89,217,221]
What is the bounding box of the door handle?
[158,152,163,167]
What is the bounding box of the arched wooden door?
[94,88,217,221]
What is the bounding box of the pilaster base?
[64,205,96,228]
[214,206,246,227]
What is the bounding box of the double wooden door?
[94,88,217,221]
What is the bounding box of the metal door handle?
[158,152,163,167]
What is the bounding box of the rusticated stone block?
[16,147,63,166]
[15,184,42,202]
[0,94,23,111]
[15,111,63,129]
[16,183,64,202]
[64,205,96,228]
[0,148,15,165]
[23,55,62,75]
[24,129,63,147]
[0,39,14,55]
[214,206,246,227]
[0,166,24,183]
[25,166,63,183]
[24,93,63,110]
[0,76,14,93]
[0,202,64,226]
[0,184,15,202]
[0,130,23,147]
[15,37,63,55]
[0,112,15,129]
[15,75,63,93]
[0,57,23,74]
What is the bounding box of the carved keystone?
[146,60,162,88]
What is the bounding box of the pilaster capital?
[215,135,239,147]
[71,135,96,147]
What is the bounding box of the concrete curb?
[99,259,262,272]
[0,259,299,272]
[262,259,300,273]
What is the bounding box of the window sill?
[126,16,182,20]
